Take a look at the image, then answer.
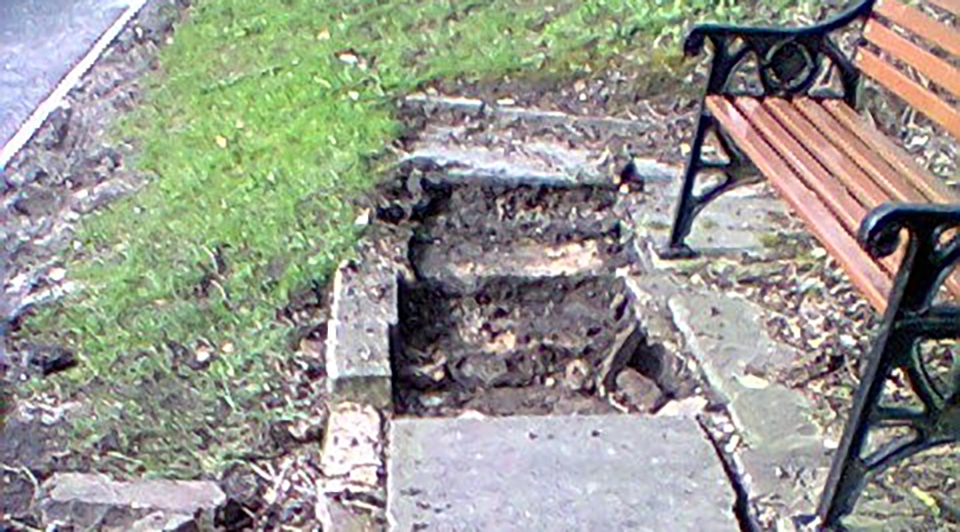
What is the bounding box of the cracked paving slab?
[387,414,738,531]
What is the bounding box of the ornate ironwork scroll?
[664,0,876,257]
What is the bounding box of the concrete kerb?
[324,257,399,410]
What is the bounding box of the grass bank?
[26,0,818,476]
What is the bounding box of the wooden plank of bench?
[928,0,960,15]
[738,98,908,283]
[763,99,890,208]
[874,0,960,56]
[864,20,960,98]
[731,98,866,233]
[794,99,929,202]
[820,100,960,204]
[797,100,960,300]
[856,49,960,138]
[706,96,892,311]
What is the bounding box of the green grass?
[26,0,819,476]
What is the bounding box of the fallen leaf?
[910,486,940,517]
[736,373,770,390]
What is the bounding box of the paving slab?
[629,179,791,257]
[668,290,830,517]
[388,414,737,531]
[407,138,607,185]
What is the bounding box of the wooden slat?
[731,98,866,233]
[706,96,892,311]
[927,0,960,15]
[821,100,960,203]
[742,97,908,281]
[799,100,960,299]
[763,99,891,208]
[794,99,929,202]
[873,0,960,56]
[855,48,960,138]
[800,100,960,300]
[864,20,960,98]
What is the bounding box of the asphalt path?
[0,0,135,165]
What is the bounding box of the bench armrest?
[859,202,960,311]
[686,0,875,102]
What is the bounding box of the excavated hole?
[392,181,696,417]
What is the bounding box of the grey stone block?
[667,291,814,445]
[668,290,830,515]
[325,259,398,409]
[38,472,224,530]
[631,181,790,258]
[388,414,737,531]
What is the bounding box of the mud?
[409,183,632,292]
[390,175,694,418]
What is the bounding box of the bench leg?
[819,203,960,528]
[816,321,911,526]
[663,106,758,258]
[818,317,959,527]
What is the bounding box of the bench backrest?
[857,0,959,137]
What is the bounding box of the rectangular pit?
[393,180,695,418]
[394,274,687,417]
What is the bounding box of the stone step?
[410,183,633,290]
[387,414,738,531]
[394,275,656,417]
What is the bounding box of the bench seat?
[662,0,959,525]
[706,95,960,311]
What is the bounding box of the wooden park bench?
[661,0,959,527]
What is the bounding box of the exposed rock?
[598,320,645,393]
[38,473,225,531]
[11,187,61,217]
[320,403,383,495]
[614,367,662,412]
[24,344,78,376]
[128,512,197,532]
[453,353,510,389]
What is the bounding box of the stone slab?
[388,414,737,531]
[325,259,397,408]
[668,290,830,515]
[629,180,790,258]
[321,402,383,493]
[39,472,224,530]
[407,141,607,185]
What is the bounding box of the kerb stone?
[668,290,830,516]
[325,258,397,409]
[38,472,224,530]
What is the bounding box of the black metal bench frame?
[660,0,959,527]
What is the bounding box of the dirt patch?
[390,176,695,418]
[409,183,632,291]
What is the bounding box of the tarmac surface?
[0,0,136,165]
